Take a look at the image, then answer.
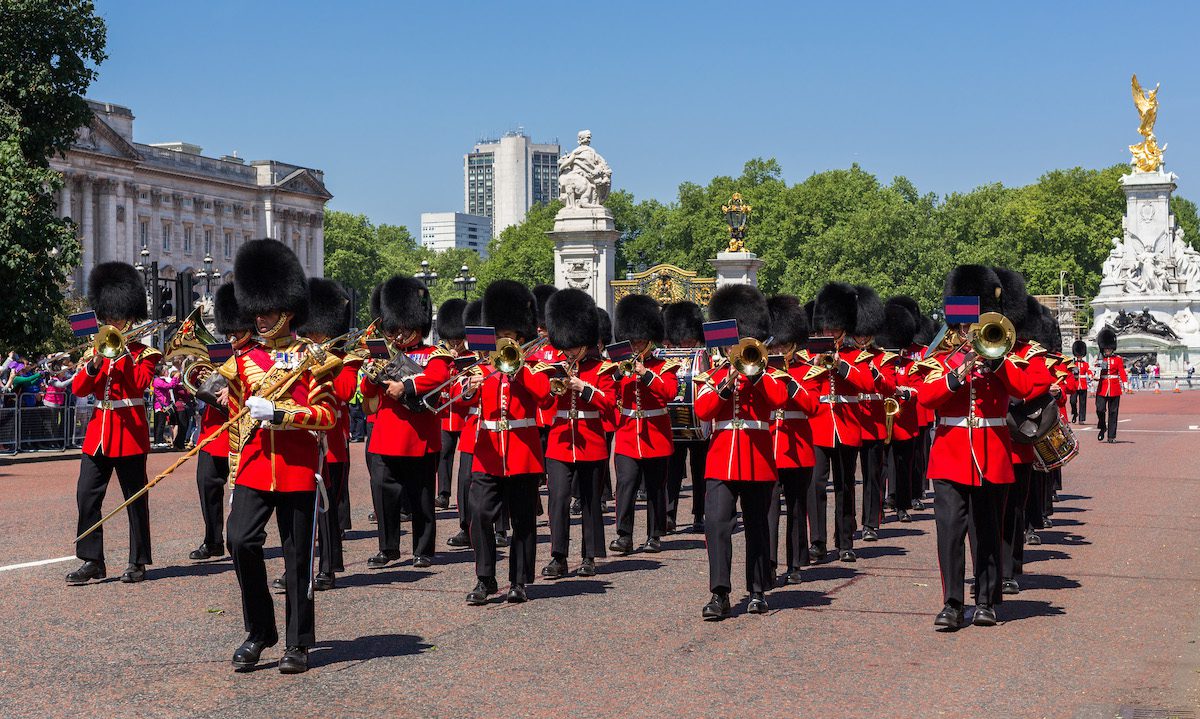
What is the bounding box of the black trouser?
[195,450,228,549]
[601,433,614,502]
[456,451,510,539]
[172,406,194,449]
[890,438,918,513]
[1096,395,1120,439]
[768,467,813,572]
[372,452,437,557]
[858,439,885,529]
[1026,468,1049,531]
[438,430,459,499]
[1003,463,1032,580]
[318,461,348,574]
[933,478,1006,608]
[614,454,669,540]
[153,411,170,444]
[705,479,773,594]
[546,459,606,559]
[349,404,366,441]
[75,452,152,565]
[469,472,539,584]
[667,440,708,525]
[1071,390,1087,422]
[338,453,352,531]
[810,443,856,551]
[227,485,315,647]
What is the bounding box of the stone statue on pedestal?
[558,130,612,209]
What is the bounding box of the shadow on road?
[311,633,433,669]
[601,558,664,574]
[802,565,857,582]
[531,578,612,600]
[998,598,1065,623]
[854,545,907,560]
[767,589,835,611]
[149,561,235,580]
[337,568,434,588]
[1038,530,1091,546]
[1020,573,1082,591]
[1024,548,1071,563]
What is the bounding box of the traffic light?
[157,283,173,320]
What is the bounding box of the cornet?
[549,357,579,396]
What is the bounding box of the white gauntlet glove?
[246,396,276,422]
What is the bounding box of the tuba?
[166,308,221,396]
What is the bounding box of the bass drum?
[657,348,712,442]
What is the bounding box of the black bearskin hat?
[1071,339,1087,357]
[463,299,482,328]
[877,297,919,350]
[889,295,922,326]
[853,285,885,337]
[371,275,432,337]
[1017,296,1043,341]
[915,315,937,346]
[813,282,858,333]
[944,265,1002,316]
[1038,307,1062,351]
[233,239,309,327]
[212,282,251,336]
[708,284,770,341]
[1096,327,1118,352]
[482,280,537,342]
[299,278,352,339]
[436,298,467,340]
[803,300,816,327]
[614,294,665,344]
[88,261,148,322]
[663,301,705,346]
[596,308,612,346]
[532,284,558,329]
[766,295,809,346]
[993,267,1030,329]
[545,289,598,349]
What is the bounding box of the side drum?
[658,348,712,442]
[1032,420,1079,471]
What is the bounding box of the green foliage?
[0,0,104,353]
[475,201,560,289]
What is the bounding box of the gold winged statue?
[1129,74,1164,172]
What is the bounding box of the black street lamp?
[452,264,476,300]
[722,192,752,252]
[415,260,438,287]
[134,247,152,312]
[195,253,222,300]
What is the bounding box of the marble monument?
[549,130,618,313]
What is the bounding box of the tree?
[476,201,560,289]
[0,0,105,353]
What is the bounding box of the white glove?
[246,396,276,422]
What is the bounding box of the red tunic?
[1094,355,1127,397]
[545,357,618,464]
[360,344,453,457]
[439,345,477,433]
[471,363,556,476]
[853,348,899,442]
[220,338,337,492]
[888,354,922,442]
[198,403,230,457]
[530,344,563,428]
[72,341,160,458]
[906,343,935,428]
[324,354,362,464]
[612,356,679,459]
[917,353,1032,487]
[770,362,822,469]
[694,365,789,481]
[796,348,875,448]
[1010,342,1055,465]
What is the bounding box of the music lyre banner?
[465,326,497,352]
[206,342,234,363]
[703,319,739,349]
[365,338,391,359]
[605,341,634,361]
[69,310,99,338]
[944,296,981,325]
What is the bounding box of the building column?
[311,217,325,278]
[122,182,136,264]
[59,175,73,220]
[80,175,95,282]
[102,179,118,265]
[263,200,274,239]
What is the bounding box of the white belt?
[713,419,770,431]
[556,409,600,421]
[773,410,808,420]
[938,416,1006,428]
[859,393,883,401]
[480,418,538,431]
[1099,374,1119,379]
[820,394,859,404]
[98,398,145,410]
[467,407,480,416]
[620,408,668,419]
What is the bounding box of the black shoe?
[278,646,308,674]
[232,633,278,671]
[1026,530,1042,545]
[839,549,857,563]
[1041,517,1053,529]
[973,605,998,626]
[412,555,432,569]
[314,572,335,591]
[569,497,582,516]
[912,499,925,510]
[747,592,769,614]
[434,494,450,510]
[578,558,597,577]
[701,592,731,620]
[1097,429,1105,441]
[399,511,412,522]
[1002,579,1020,595]
[541,557,568,579]
[808,546,827,565]
[642,537,663,553]
[883,496,896,512]
[784,569,804,585]
[494,531,510,548]
[609,535,634,555]
[506,583,528,603]
[934,603,963,631]
[466,577,499,605]
[189,543,223,561]
[120,564,146,583]
[636,488,647,501]
[666,517,677,534]
[446,530,470,548]
[689,521,705,534]
[272,575,286,591]
[368,511,377,523]
[367,550,401,568]
[66,560,106,585]
[861,526,878,542]
[898,509,912,523]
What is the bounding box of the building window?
[204,228,212,255]
[162,222,172,252]
[139,220,149,248]
[224,231,233,259]
[183,225,193,255]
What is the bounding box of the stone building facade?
[50,100,331,291]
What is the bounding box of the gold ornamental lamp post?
[722,192,751,252]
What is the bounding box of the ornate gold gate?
[610,264,716,305]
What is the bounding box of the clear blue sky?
[89,0,1200,230]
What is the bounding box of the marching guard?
[849,285,899,544]
[663,301,710,534]
[222,239,338,673]
[1094,328,1127,443]
[875,298,921,523]
[1067,339,1090,424]
[435,298,471,511]
[68,262,161,585]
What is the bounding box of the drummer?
[662,301,711,534]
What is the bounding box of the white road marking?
[0,556,75,573]
[1189,425,1199,430]
[1118,419,1132,423]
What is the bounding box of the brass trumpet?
[727,337,768,377]
[883,397,901,445]
[491,335,550,377]
[549,358,579,396]
[90,318,172,361]
[969,312,1016,360]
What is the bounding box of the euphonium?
[166,308,221,394]
[969,312,1016,360]
[883,397,901,445]
[728,337,768,377]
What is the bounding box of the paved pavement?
[0,392,1196,719]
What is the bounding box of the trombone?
[89,318,174,361]
[947,312,1016,380]
[491,335,550,376]
[727,337,768,377]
